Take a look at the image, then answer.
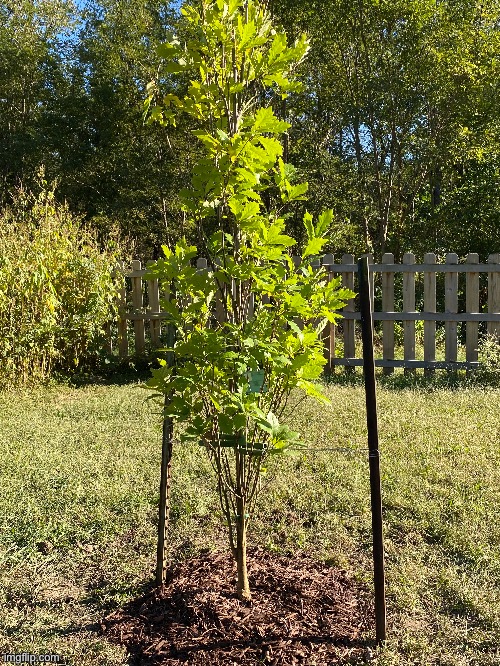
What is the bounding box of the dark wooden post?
[358,256,387,645]
[156,302,175,586]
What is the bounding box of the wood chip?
[103,547,372,664]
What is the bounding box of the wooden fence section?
[113,253,500,372]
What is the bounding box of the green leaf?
[316,209,333,236]
[209,395,222,411]
[266,223,296,246]
[266,411,280,431]
[299,381,330,405]
[157,40,180,58]
[257,136,283,161]
[216,128,229,142]
[163,61,187,74]
[252,107,290,134]
[303,211,314,240]
[218,413,233,434]
[192,130,220,153]
[287,320,304,341]
[229,199,260,221]
[302,237,327,259]
[287,182,308,201]
[268,33,287,65]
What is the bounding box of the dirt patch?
[102,548,373,665]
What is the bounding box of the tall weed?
[0,183,125,384]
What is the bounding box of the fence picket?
[214,259,226,325]
[246,286,255,320]
[381,253,394,375]
[488,253,500,339]
[403,253,416,374]
[342,254,356,366]
[117,261,129,358]
[322,254,335,374]
[146,260,161,347]
[466,253,480,363]
[445,253,459,363]
[423,253,436,376]
[292,255,304,331]
[131,259,145,355]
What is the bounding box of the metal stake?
[156,306,175,586]
[358,256,387,644]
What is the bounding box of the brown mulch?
[101,548,373,665]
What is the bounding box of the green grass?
[0,375,499,665]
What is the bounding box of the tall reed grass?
[0,183,126,384]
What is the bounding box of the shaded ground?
[102,548,373,665]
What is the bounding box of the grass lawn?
[0,373,499,665]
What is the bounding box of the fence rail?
[111,252,500,373]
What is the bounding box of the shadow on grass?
[60,355,164,388]
[324,368,500,391]
[58,353,499,392]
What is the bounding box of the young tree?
[144,0,352,601]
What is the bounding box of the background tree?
[2,0,499,260]
[0,0,73,201]
[48,0,189,256]
[271,0,500,259]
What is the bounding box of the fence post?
[445,253,459,363]
[403,253,416,375]
[466,253,480,364]
[292,255,304,331]
[117,261,129,359]
[342,254,356,371]
[488,253,500,339]
[423,253,436,376]
[146,260,161,348]
[381,253,394,375]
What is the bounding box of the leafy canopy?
[144,0,352,453]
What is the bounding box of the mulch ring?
[101,547,374,665]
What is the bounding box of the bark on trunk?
[235,496,251,601]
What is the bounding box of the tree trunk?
[235,495,251,601]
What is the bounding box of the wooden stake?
[358,256,387,645]
[156,295,175,586]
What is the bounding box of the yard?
[0,374,499,665]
